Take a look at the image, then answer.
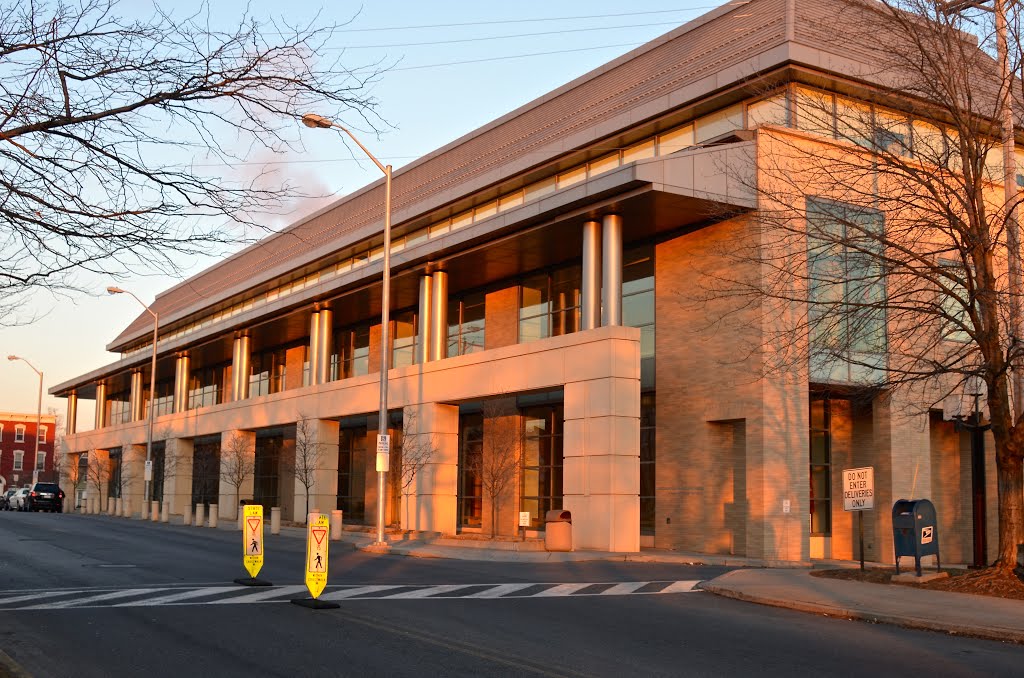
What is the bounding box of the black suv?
[24,483,64,513]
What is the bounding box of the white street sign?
[519,511,531,527]
[842,467,874,511]
[144,460,153,481]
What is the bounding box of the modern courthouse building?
[53,0,1002,563]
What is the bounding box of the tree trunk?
[996,447,1023,569]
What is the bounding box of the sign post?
[518,511,531,542]
[291,512,339,609]
[233,504,271,586]
[842,467,875,571]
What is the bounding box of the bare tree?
[394,411,436,531]
[0,0,386,322]
[472,400,524,539]
[57,447,82,510]
[287,414,327,523]
[219,432,255,520]
[85,449,109,510]
[704,0,1024,568]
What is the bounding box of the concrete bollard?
[115,498,122,517]
[330,510,343,541]
[161,500,170,523]
[237,510,244,531]
[122,497,131,518]
[79,497,87,514]
[140,500,149,520]
[90,496,98,514]
[208,504,218,529]
[107,497,115,515]
[183,503,192,526]
[150,501,159,522]
[271,506,281,535]
[195,503,205,527]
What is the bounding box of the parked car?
[0,488,15,510]
[10,488,30,511]
[25,483,64,513]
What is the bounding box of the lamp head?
[7,355,18,361]
[301,113,333,129]
[106,286,124,295]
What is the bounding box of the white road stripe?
[385,584,477,599]
[654,580,700,594]
[319,585,403,600]
[25,588,168,610]
[531,583,592,597]
[466,583,535,598]
[598,582,648,596]
[0,590,87,607]
[210,585,308,604]
[114,586,239,607]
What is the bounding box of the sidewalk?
[702,568,1024,644]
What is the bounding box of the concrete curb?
[0,649,32,678]
[700,582,1024,645]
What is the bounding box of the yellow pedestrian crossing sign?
[304,513,330,599]
[243,504,264,579]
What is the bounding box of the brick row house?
[0,413,57,493]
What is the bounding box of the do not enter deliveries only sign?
[842,467,874,511]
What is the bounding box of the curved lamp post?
[302,112,392,547]
[107,286,158,513]
[7,355,42,482]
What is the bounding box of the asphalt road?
[0,512,1022,677]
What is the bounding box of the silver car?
[10,488,30,512]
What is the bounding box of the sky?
[0,0,730,431]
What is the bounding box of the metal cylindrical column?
[430,271,448,361]
[418,274,433,364]
[308,311,321,385]
[129,371,144,422]
[94,382,107,429]
[173,354,190,413]
[66,393,77,435]
[582,220,602,330]
[601,214,623,327]
[317,308,333,384]
[232,335,251,401]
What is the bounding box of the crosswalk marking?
[1,580,702,610]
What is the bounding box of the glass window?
[146,381,174,418]
[518,266,582,344]
[747,93,790,128]
[14,425,25,443]
[35,451,45,470]
[795,86,835,137]
[337,426,367,522]
[809,395,831,536]
[333,323,371,381]
[657,125,694,155]
[695,104,743,143]
[835,96,873,148]
[520,404,563,530]
[38,426,47,444]
[107,393,131,425]
[458,412,483,528]
[873,109,912,156]
[556,165,587,189]
[640,393,656,536]
[623,139,656,164]
[474,201,498,221]
[191,437,221,508]
[253,433,282,509]
[498,191,524,211]
[451,211,473,231]
[188,365,225,410]
[623,247,655,390]
[588,153,620,177]
[524,176,556,202]
[249,347,287,397]
[391,310,418,369]
[14,451,24,471]
[448,291,486,357]
[939,260,972,343]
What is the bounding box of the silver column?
[602,214,623,326]
[316,308,333,384]
[308,311,321,385]
[581,220,602,330]
[418,274,433,364]
[232,335,251,402]
[129,370,144,422]
[94,382,107,429]
[67,392,78,435]
[430,271,448,361]
[173,353,190,413]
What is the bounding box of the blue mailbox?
[892,499,940,576]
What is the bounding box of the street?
[0,513,1021,677]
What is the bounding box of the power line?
[389,41,647,72]
[337,20,685,50]
[331,7,716,33]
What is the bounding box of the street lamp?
[7,355,42,483]
[107,286,158,517]
[302,112,393,547]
